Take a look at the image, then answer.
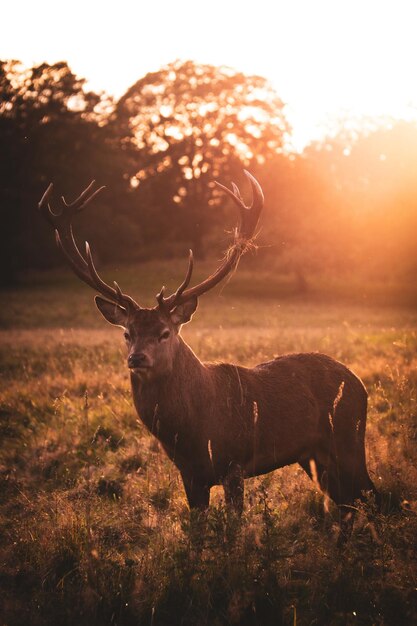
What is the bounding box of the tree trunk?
[295,268,308,293]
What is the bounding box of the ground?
[0,262,416,625]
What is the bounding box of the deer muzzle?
[128,352,151,371]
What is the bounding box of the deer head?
[38,172,264,380]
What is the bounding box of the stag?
[39,172,377,536]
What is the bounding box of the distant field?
[1,265,417,625]
[2,259,417,329]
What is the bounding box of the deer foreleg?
[223,463,244,515]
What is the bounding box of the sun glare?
[2,0,417,149]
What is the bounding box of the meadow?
[1,261,416,626]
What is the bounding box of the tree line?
[1,58,416,287]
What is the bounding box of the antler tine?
[113,281,124,300]
[157,171,264,311]
[241,169,264,238]
[38,182,54,209]
[62,180,106,211]
[175,249,194,296]
[39,180,104,222]
[54,231,126,308]
[55,230,97,288]
[158,250,194,311]
[39,181,140,312]
[38,183,59,227]
[231,182,242,201]
[215,170,264,239]
[85,242,140,310]
[156,286,166,308]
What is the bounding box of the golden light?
[2,0,417,150]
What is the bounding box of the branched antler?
[38,181,140,312]
[39,171,264,316]
[157,170,264,311]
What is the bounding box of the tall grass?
[0,266,416,625]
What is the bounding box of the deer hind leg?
[299,456,357,540]
[324,465,358,542]
[181,472,210,511]
[339,448,380,507]
[223,463,244,515]
[318,454,381,543]
[332,389,380,508]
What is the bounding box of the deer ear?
[95,296,128,327]
[170,296,198,327]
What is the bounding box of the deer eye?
[123,331,130,341]
[159,330,170,342]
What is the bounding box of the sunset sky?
[3,0,417,149]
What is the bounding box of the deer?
[39,171,378,538]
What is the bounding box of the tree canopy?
[1,58,416,287]
[0,61,134,283]
[112,60,290,255]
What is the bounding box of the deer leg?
[337,452,380,509]
[332,463,381,544]
[300,457,356,541]
[223,463,244,515]
[181,473,210,511]
[319,465,360,543]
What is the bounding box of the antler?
[38,181,140,312]
[157,170,264,311]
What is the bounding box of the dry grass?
[1,267,417,625]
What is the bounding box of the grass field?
[1,262,417,625]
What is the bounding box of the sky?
[2,0,417,149]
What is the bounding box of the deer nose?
[128,353,149,369]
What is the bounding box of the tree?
[297,119,417,280]
[1,59,295,282]
[0,60,134,284]
[111,60,290,257]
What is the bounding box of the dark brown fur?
[121,320,377,526]
[40,176,377,537]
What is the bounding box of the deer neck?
[130,336,210,434]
